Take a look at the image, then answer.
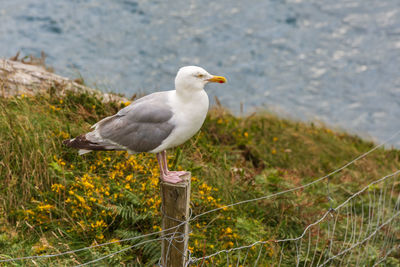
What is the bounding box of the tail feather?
[63,134,119,153]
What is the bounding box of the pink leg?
[156,151,187,184]
[161,150,187,176]
[156,153,166,176]
[156,151,185,184]
[160,150,169,173]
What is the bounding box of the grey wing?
[91,92,175,152]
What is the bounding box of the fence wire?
[187,170,400,266]
[1,129,400,266]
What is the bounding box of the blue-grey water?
[1,0,400,146]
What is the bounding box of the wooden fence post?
[160,173,191,267]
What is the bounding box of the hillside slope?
[0,89,399,266]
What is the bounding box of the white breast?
[151,90,209,153]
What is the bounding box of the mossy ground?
[0,89,399,266]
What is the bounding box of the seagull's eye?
[197,74,205,78]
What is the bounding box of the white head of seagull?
[175,66,227,93]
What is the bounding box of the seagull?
[63,66,227,183]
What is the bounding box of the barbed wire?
[319,210,400,266]
[372,244,400,267]
[188,240,271,264]
[190,128,400,222]
[189,169,400,264]
[276,169,400,243]
[1,128,400,265]
[0,224,184,263]
[74,236,166,267]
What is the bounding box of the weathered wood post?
[160,173,191,267]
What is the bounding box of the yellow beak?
[207,75,227,83]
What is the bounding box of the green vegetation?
[0,89,399,266]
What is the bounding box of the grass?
[0,88,399,266]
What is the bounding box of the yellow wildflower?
[226,241,234,248]
[37,204,54,212]
[82,181,94,189]
[51,184,65,193]
[96,233,104,240]
[125,174,133,182]
[75,195,85,203]
[91,219,107,228]
[25,210,35,215]
[152,225,162,231]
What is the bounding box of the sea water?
[1,0,399,146]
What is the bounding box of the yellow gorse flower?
[51,184,65,193]
[37,204,54,212]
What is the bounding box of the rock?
[0,58,127,102]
